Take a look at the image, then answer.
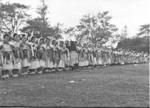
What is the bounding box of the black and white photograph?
[0,0,149,107]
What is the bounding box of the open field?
[0,64,149,107]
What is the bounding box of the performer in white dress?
[78,46,84,67]
[11,33,22,77]
[55,41,61,71]
[51,39,60,70]
[87,47,94,66]
[58,41,66,70]
[1,34,13,79]
[28,37,40,74]
[63,41,70,68]
[45,37,54,71]
[20,34,31,75]
[37,38,46,74]
[92,48,97,66]
[97,48,103,65]
[84,46,89,67]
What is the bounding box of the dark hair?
[31,36,35,42]
[4,34,9,39]
[13,33,18,38]
[52,39,56,45]
[22,34,25,37]
[40,38,44,42]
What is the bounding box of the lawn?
[0,64,149,107]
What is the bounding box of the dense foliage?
[0,0,149,50]
[76,11,118,46]
[0,2,29,33]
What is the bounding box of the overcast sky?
[3,0,150,37]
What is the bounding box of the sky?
[2,0,150,37]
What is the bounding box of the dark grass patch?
[0,64,149,107]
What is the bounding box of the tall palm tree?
[138,24,150,37]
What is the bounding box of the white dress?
[78,49,85,66]
[45,44,53,68]
[58,47,65,68]
[2,43,13,70]
[11,41,22,70]
[39,44,46,68]
[51,45,56,68]
[29,43,40,69]
[92,50,97,65]
[21,42,31,67]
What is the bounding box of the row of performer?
[0,33,149,79]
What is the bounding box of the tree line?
[117,24,150,53]
[0,0,149,52]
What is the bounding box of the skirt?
[39,60,46,68]
[88,54,93,65]
[58,60,65,68]
[98,57,103,65]
[2,52,13,70]
[79,55,85,66]
[46,58,53,68]
[93,57,97,65]
[22,58,31,67]
[3,63,13,70]
[29,59,40,69]
[70,51,78,66]
[59,54,66,68]
[13,59,22,69]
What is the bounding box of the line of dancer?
[0,33,149,79]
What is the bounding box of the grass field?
[0,64,149,107]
